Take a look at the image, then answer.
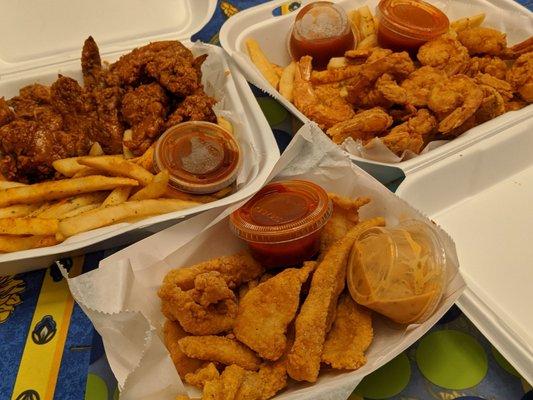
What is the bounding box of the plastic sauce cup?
[347,219,447,324]
[376,0,449,52]
[289,1,356,69]
[230,180,332,268]
[154,121,241,194]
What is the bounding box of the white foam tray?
[220,0,533,184]
[0,0,280,274]
[396,117,533,384]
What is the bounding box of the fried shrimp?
[326,108,393,144]
[417,35,470,76]
[401,66,448,107]
[458,27,507,56]
[428,75,484,134]
[506,52,533,102]
[293,56,355,130]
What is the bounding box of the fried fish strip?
[203,364,248,400]
[322,293,373,370]
[287,217,386,382]
[178,336,261,371]
[234,261,316,361]
[162,251,264,291]
[184,362,219,389]
[162,320,204,379]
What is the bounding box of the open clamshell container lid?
[397,117,533,384]
[0,0,216,74]
[0,0,280,273]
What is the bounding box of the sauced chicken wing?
[506,52,533,102]
[293,56,355,130]
[166,87,217,129]
[457,27,507,56]
[417,35,470,76]
[401,66,448,107]
[121,82,169,156]
[428,75,484,134]
[380,109,437,155]
[326,107,393,144]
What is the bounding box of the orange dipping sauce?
[376,0,449,52]
[230,180,332,268]
[289,2,355,69]
[154,121,241,194]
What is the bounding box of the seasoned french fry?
[53,155,123,177]
[217,116,234,135]
[0,217,58,235]
[131,144,156,172]
[348,10,362,41]
[37,192,108,219]
[123,129,135,159]
[245,38,280,89]
[272,63,284,78]
[357,34,378,49]
[78,156,154,186]
[450,13,485,32]
[58,199,199,238]
[72,167,102,178]
[89,142,104,156]
[0,176,138,207]
[28,203,52,217]
[279,62,296,102]
[129,170,170,201]
[327,57,348,69]
[0,204,41,219]
[102,186,132,207]
[0,181,27,190]
[60,204,100,219]
[357,5,376,39]
[0,235,59,253]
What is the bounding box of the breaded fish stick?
[287,217,385,382]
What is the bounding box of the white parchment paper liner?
[231,0,533,164]
[66,123,466,400]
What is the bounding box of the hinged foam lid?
[0,0,216,75]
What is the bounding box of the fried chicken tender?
[81,36,103,90]
[293,56,355,130]
[105,41,200,97]
[321,294,373,370]
[0,97,14,128]
[380,109,437,155]
[166,87,217,129]
[401,66,448,107]
[163,320,204,379]
[159,271,238,335]
[287,218,386,382]
[162,251,264,291]
[458,27,507,56]
[320,194,370,254]
[185,362,220,388]
[418,35,470,76]
[121,82,169,155]
[234,262,316,361]
[506,52,533,102]
[427,75,484,134]
[327,108,393,144]
[178,336,261,370]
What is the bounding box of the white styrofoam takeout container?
[220,0,533,184]
[0,0,280,274]
[396,117,533,384]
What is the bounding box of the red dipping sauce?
[289,2,355,69]
[229,180,332,268]
[377,0,449,52]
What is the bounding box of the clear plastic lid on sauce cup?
[230,180,332,268]
[289,1,356,69]
[154,121,241,194]
[347,219,447,325]
[376,0,449,51]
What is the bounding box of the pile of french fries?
[0,143,199,253]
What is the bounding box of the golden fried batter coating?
[162,320,204,379]
[178,336,261,371]
[184,362,220,389]
[234,262,316,361]
[458,27,507,56]
[322,294,373,370]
